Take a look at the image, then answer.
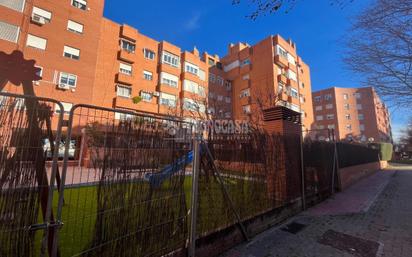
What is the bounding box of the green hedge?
[337,143,380,168]
[369,143,393,161]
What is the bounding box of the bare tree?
[400,118,412,146]
[344,0,412,107]
[232,0,354,19]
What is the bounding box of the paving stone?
[221,165,412,257]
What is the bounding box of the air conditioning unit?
[58,84,70,90]
[152,91,160,97]
[31,14,47,25]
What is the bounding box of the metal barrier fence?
[0,92,64,257]
[196,133,303,237]
[0,92,341,257]
[57,104,193,257]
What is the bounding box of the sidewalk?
[221,164,412,257]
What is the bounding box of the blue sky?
[104,0,408,140]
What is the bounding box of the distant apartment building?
[206,36,314,130]
[312,87,392,143]
[0,0,314,131]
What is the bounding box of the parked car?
[43,138,76,160]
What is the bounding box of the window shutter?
[64,46,80,56]
[0,0,26,12]
[26,34,47,49]
[32,6,52,19]
[0,21,20,43]
[67,20,83,33]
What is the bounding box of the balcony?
[120,25,138,41]
[118,50,135,63]
[274,55,288,67]
[113,96,134,109]
[287,78,298,87]
[240,96,252,105]
[277,74,288,84]
[116,73,134,85]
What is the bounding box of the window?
[324,94,332,101]
[140,92,152,102]
[355,92,361,99]
[143,71,153,80]
[185,62,199,75]
[314,96,321,103]
[116,84,131,98]
[160,72,178,88]
[357,104,363,110]
[55,102,73,115]
[290,88,298,98]
[26,34,47,50]
[315,106,322,111]
[143,49,155,60]
[0,21,20,43]
[209,92,215,99]
[344,104,350,110]
[119,63,132,75]
[71,0,87,10]
[278,83,284,93]
[199,69,206,81]
[287,70,297,82]
[287,53,296,65]
[225,97,231,103]
[326,114,334,120]
[318,125,325,129]
[63,46,80,60]
[327,124,335,129]
[59,72,77,87]
[162,51,180,67]
[183,80,199,94]
[183,98,205,113]
[198,86,206,97]
[67,20,83,34]
[0,0,26,12]
[360,124,365,131]
[225,81,232,91]
[209,73,216,83]
[34,66,42,84]
[358,114,365,120]
[224,60,240,72]
[225,112,231,118]
[346,124,352,131]
[208,58,215,66]
[208,107,215,114]
[159,93,176,107]
[276,45,288,59]
[115,112,133,121]
[316,115,324,121]
[343,93,349,100]
[240,88,250,98]
[243,74,250,80]
[345,114,351,120]
[216,76,224,86]
[326,104,333,109]
[300,82,305,88]
[120,39,135,53]
[32,7,52,22]
[217,95,223,101]
[243,105,251,114]
[241,59,251,67]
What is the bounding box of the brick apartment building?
[312,87,392,143]
[0,0,314,131]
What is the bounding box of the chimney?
[193,46,199,57]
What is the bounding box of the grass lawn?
[4,172,271,257]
